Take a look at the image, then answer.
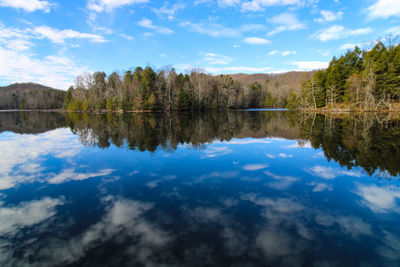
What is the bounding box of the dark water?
[1,111,400,266]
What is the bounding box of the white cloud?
[180,21,241,38]
[281,50,296,56]
[202,52,233,65]
[152,2,185,20]
[243,164,268,171]
[264,170,299,190]
[367,0,400,19]
[226,139,271,145]
[21,197,171,266]
[307,182,332,192]
[0,129,82,189]
[241,0,301,12]
[278,153,293,158]
[306,165,362,180]
[87,0,148,12]
[34,26,107,44]
[314,10,343,23]
[202,146,233,158]
[0,47,87,89]
[268,50,297,56]
[137,18,174,34]
[0,197,64,235]
[290,61,329,70]
[48,168,114,184]
[120,33,134,40]
[356,184,400,213]
[244,37,270,44]
[179,21,264,38]
[267,13,306,36]
[218,0,241,7]
[0,0,52,12]
[311,25,372,41]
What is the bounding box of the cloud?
[281,50,296,56]
[306,165,362,180]
[0,0,52,12]
[290,61,329,70]
[367,0,400,19]
[0,197,64,235]
[264,170,299,190]
[267,12,306,36]
[218,0,241,7]
[278,153,293,158]
[307,182,332,192]
[241,0,302,12]
[179,21,241,38]
[268,50,297,56]
[315,213,372,237]
[356,184,400,213]
[0,47,87,89]
[226,139,271,145]
[152,2,185,20]
[0,129,82,190]
[202,146,233,158]
[311,25,372,41]
[48,168,114,184]
[120,33,134,40]
[21,197,171,266]
[244,37,270,44]
[87,0,148,12]
[243,164,268,171]
[34,26,107,44]
[202,52,233,65]
[314,10,343,23]
[179,21,264,38]
[137,18,174,34]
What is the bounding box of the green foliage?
[286,93,299,110]
[298,41,400,110]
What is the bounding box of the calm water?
[1,111,400,266]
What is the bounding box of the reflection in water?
[0,111,400,266]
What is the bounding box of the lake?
[0,110,400,266]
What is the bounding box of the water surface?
[1,111,400,266]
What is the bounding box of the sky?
[0,0,400,89]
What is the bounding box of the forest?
[64,67,312,111]
[289,40,400,111]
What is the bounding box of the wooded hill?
[290,41,400,111]
[0,83,65,110]
[64,69,313,111]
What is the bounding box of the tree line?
[288,40,400,111]
[64,67,311,111]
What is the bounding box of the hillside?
[230,71,315,102]
[0,83,65,110]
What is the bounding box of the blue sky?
[0,0,399,89]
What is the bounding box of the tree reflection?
[1,111,400,176]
